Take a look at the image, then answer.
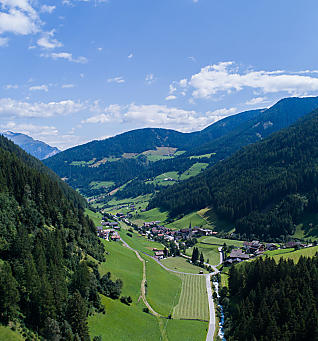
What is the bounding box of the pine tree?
[0,262,20,324]
[191,247,199,264]
[66,291,90,341]
[199,252,204,267]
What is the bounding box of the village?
[95,208,316,266]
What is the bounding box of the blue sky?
[1,0,318,149]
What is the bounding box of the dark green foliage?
[0,262,19,324]
[100,272,123,299]
[191,247,199,264]
[150,108,318,239]
[0,135,109,339]
[224,257,318,341]
[66,291,90,341]
[115,180,156,199]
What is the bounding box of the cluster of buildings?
[225,241,275,264]
[97,226,120,241]
[137,221,217,243]
[224,240,313,265]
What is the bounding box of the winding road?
[120,235,223,341]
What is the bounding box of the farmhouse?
[154,250,165,259]
[225,249,250,264]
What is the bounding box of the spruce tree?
[66,291,90,341]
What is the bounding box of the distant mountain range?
[1,131,60,160]
[44,96,318,204]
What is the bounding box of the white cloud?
[81,103,236,132]
[165,95,176,101]
[40,5,55,13]
[245,97,267,106]
[0,1,40,36]
[29,84,48,92]
[128,53,133,59]
[0,36,8,46]
[107,76,125,84]
[1,122,58,137]
[37,30,62,49]
[62,84,75,88]
[145,73,155,85]
[184,62,318,99]
[0,98,86,118]
[42,52,88,63]
[97,47,103,51]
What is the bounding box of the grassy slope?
[88,240,161,340]
[269,246,318,263]
[166,319,208,341]
[89,296,161,341]
[132,207,169,226]
[179,163,209,181]
[0,326,24,341]
[120,229,164,256]
[99,240,142,300]
[166,211,208,230]
[162,257,208,274]
[144,255,182,316]
[85,208,103,226]
[173,274,209,321]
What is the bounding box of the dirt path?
[121,236,219,341]
[120,238,168,340]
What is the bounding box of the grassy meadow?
[162,257,208,274]
[269,246,318,263]
[144,255,182,316]
[173,274,209,321]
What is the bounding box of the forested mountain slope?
[44,96,318,204]
[190,96,318,160]
[150,109,318,239]
[0,135,109,340]
[2,131,60,160]
[224,257,318,341]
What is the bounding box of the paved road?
[206,274,215,341]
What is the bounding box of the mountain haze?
[2,131,60,160]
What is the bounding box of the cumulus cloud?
[29,84,49,92]
[81,103,237,132]
[42,52,88,63]
[107,76,125,84]
[171,62,318,100]
[0,0,40,36]
[0,98,86,118]
[37,30,62,49]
